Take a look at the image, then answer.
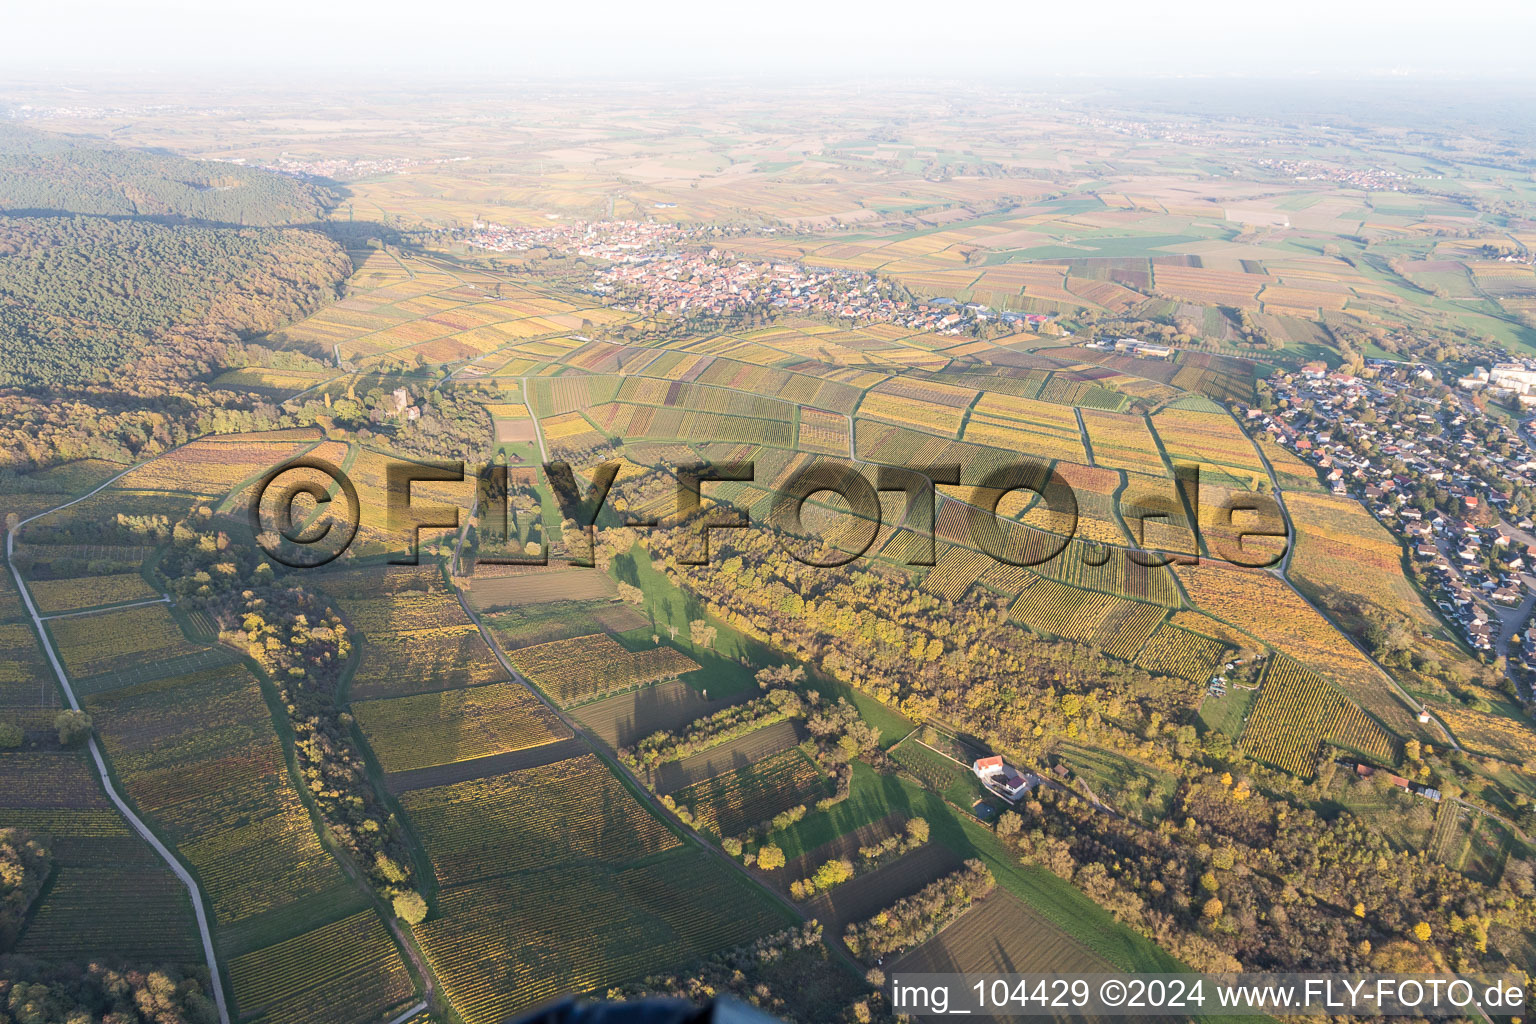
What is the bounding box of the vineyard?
[919,546,992,602]
[672,748,826,838]
[29,572,157,613]
[401,754,681,886]
[228,911,415,1024]
[85,662,354,930]
[856,391,967,437]
[894,891,1108,975]
[1436,702,1536,765]
[113,436,316,497]
[1,750,202,963]
[322,567,513,698]
[1285,492,1446,631]
[353,681,570,774]
[797,407,849,454]
[48,602,200,680]
[1174,562,1417,732]
[890,739,977,805]
[1150,408,1266,478]
[509,634,700,705]
[1006,577,1165,659]
[1135,624,1228,684]
[0,620,55,710]
[1241,655,1398,777]
[417,853,787,1024]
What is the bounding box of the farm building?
[972,755,1035,802]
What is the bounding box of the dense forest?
[0,124,333,225]
[0,960,216,1023]
[0,216,350,388]
[0,127,352,472]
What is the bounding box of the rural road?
[6,458,234,1024]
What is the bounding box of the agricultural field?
[1135,624,1229,685]
[29,571,158,613]
[319,567,508,699]
[1174,562,1420,733]
[227,910,416,1024]
[571,678,747,750]
[1080,409,1169,478]
[1006,577,1165,660]
[0,750,203,963]
[111,435,319,498]
[462,567,616,611]
[0,619,57,714]
[1056,743,1178,823]
[651,719,805,794]
[671,747,828,839]
[1241,655,1398,777]
[399,754,681,884]
[353,681,571,774]
[1435,702,1536,766]
[84,662,361,945]
[804,842,962,931]
[1150,408,1266,482]
[508,633,701,706]
[48,602,201,681]
[894,889,1110,976]
[402,752,788,1024]
[1285,491,1450,634]
[889,738,986,809]
[21,85,1536,1024]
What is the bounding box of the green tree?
[393,891,428,925]
[0,722,21,750]
[53,710,92,747]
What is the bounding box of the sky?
[9,0,1536,81]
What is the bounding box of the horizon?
[10,0,1536,83]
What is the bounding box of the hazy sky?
[11,0,1536,81]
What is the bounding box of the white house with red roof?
[972,755,1035,802]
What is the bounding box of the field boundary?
[6,456,232,1024]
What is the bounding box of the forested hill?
[0,123,334,225]
[0,127,353,469]
[0,216,352,388]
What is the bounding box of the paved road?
[6,459,233,1024]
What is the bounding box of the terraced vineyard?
[1241,655,1398,777]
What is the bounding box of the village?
[464,218,1051,334]
[1250,359,1536,686]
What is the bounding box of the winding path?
[6,462,232,1024]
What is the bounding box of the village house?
[973,755,1036,802]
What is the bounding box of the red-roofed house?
[973,755,1034,802]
